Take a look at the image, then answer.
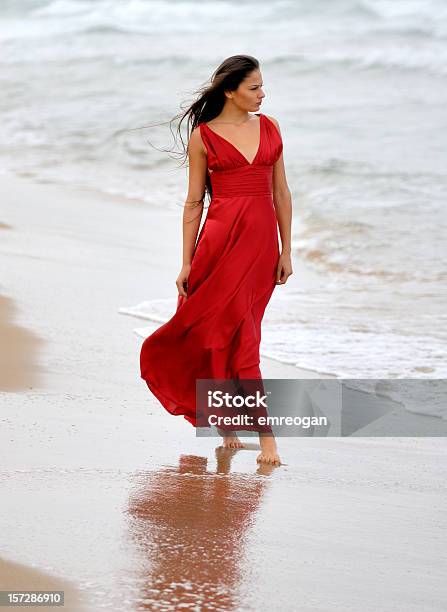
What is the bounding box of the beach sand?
[1,172,446,610]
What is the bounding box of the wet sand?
[1,172,446,610]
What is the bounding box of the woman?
[140,55,293,466]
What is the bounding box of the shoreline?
[1,170,444,431]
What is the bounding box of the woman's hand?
[276,251,293,285]
[176,263,191,297]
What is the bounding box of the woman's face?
[227,69,265,112]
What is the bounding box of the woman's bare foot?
[217,428,245,449]
[257,434,281,466]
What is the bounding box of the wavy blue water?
[1,0,446,381]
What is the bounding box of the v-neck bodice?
[199,112,283,174]
[203,113,262,166]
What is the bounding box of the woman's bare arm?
[266,115,292,255]
[182,127,207,265]
[175,126,208,297]
[266,115,293,284]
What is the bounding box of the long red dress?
[140,112,283,427]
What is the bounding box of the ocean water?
[1,0,446,384]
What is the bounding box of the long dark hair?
[130,54,260,212]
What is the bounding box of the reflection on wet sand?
[126,450,278,610]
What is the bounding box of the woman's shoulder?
[188,124,207,156]
[190,124,205,140]
[263,114,282,140]
[263,114,281,133]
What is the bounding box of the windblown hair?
[128,54,260,209]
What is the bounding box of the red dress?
[140,112,283,426]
